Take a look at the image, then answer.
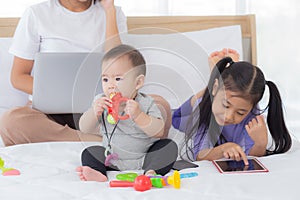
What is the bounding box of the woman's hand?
[93,96,112,117]
[100,0,115,11]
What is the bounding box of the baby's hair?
[102,44,146,76]
[183,57,291,160]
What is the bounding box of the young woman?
[0,0,171,146]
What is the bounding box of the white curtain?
[1,0,300,139]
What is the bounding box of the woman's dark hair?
[183,57,292,160]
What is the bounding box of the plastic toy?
[115,172,164,188]
[149,171,198,179]
[180,172,198,178]
[110,170,188,191]
[110,175,152,192]
[0,157,20,176]
[107,92,129,124]
[116,172,138,182]
[148,171,200,189]
[162,170,181,189]
[104,153,118,166]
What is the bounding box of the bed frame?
[0,15,256,64]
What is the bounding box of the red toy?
[107,92,129,124]
[109,171,183,191]
[109,175,152,192]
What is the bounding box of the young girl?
[172,57,292,164]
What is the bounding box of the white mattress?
[0,141,300,200]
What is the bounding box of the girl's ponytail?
[200,57,234,130]
[265,81,292,154]
[209,57,233,87]
[183,57,234,160]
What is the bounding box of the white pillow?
[0,38,28,116]
[182,25,243,58]
[120,25,243,109]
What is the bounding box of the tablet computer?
[212,158,268,174]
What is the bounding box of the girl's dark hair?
[183,57,291,160]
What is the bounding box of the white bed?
[1,141,300,200]
[1,15,300,200]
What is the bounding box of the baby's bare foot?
[76,166,108,182]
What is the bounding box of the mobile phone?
[172,160,199,171]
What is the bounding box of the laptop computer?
[32,52,104,114]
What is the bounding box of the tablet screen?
[213,158,268,173]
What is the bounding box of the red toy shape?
[107,93,129,124]
[109,175,152,192]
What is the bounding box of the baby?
[77,44,178,182]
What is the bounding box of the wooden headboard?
[0,15,256,64]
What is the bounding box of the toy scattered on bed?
[0,157,20,176]
[109,171,198,192]
[107,92,129,124]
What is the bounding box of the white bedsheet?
[0,141,300,200]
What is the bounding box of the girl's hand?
[125,99,142,120]
[221,142,249,165]
[208,48,240,70]
[246,115,268,156]
[92,96,112,117]
[100,0,115,11]
[208,50,225,70]
[221,48,240,62]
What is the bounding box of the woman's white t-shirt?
[9,0,127,59]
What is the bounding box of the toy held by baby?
[107,92,129,124]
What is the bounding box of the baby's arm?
[196,143,249,165]
[125,99,164,138]
[79,96,112,134]
[246,115,268,156]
